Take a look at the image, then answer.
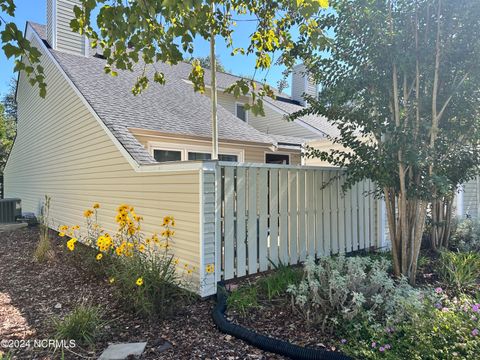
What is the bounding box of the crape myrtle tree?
[294,0,480,283]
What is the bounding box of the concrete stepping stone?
[99,342,147,360]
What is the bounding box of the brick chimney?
[47,0,88,56]
[291,64,318,106]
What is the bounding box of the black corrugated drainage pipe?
[212,282,354,360]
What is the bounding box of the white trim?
[151,147,183,162]
[235,102,248,123]
[198,168,205,296]
[264,151,291,165]
[51,0,57,49]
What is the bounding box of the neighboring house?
[457,177,480,219]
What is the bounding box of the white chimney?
[47,0,88,56]
[291,63,318,106]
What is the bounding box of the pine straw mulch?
[0,226,286,360]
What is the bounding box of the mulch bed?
[225,294,342,354]
[0,226,286,360]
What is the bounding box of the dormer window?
[235,103,248,122]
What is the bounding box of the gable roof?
[29,22,336,165]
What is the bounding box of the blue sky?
[0,1,290,97]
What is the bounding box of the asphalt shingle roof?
[30,22,336,164]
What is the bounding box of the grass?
[33,226,54,262]
[227,262,302,316]
[227,284,259,317]
[257,262,302,300]
[0,352,13,360]
[53,304,105,345]
[438,251,480,292]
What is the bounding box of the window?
[149,142,244,163]
[188,152,211,160]
[235,103,247,122]
[265,153,290,165]
[188,152,238,162]
[153,149,182,162]
[219,154,238,162]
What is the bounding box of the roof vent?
[47,0,88,56]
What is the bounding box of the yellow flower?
[206,264,215,274]
[72,225,80,230]
[83,209,94,218]
[96,253,103,261]
[136,277,144,286]
[162,216,174,226]
[93,203,100,209]
[318,0,329,9]
[66,238,77,251]
[109,277,115,284]
[59,232,66,237]
[59,225,69,232]
[174,258,179,265]
[138,244,145,252]
[115,246,123,256]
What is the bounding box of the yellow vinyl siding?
[4,37,201,272]
[304,139,345,167]
[207,91,318,139]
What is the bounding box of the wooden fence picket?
[215,164,381,281]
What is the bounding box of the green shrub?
[53,304,105,345]
[110,249,194,318]
[257,262,302,300]
[438,251,480,292]
[227,284,259,317]
[342,291,480,360]
[287,256,423,333]
[61,204,195,318]
[451,219,480,252]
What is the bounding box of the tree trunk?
[384,188,427,284]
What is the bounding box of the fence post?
[199,162,217,297]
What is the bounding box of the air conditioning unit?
[0,198,22,224]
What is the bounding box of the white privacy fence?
[199,163,385,295]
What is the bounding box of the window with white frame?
[235,103,248,122]
[149,142,243,163]
[153,149,182,162]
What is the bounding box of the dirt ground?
[0,226,287,360]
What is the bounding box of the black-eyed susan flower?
[66,238,77,251]
[136,277,143,286]
[93,203,100,209]
[83,209,94,218]
[59,232,66,237]
[206,264,215,274]
[96,253,103,261]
